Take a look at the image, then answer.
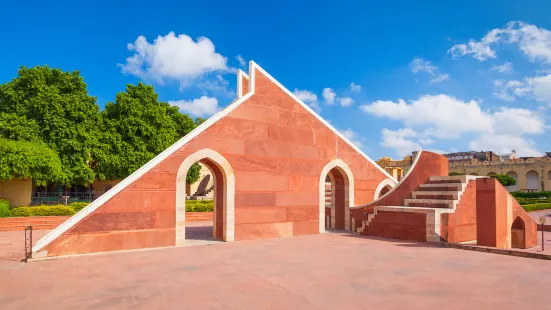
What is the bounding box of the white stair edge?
[419,183,464,188]
[412,191,459,199]
[404,198,457,209]
[429,175,484,182]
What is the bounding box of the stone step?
[412,191,459,199]
[418,183,465,191]
[404,198,457,209]
[428,175,480,184]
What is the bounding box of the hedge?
[12,205,76,217]
[522,203,551,212]
[511,191,551,198]
[186,200,214,212]
[0,199,11,217]
[69,202,89,212]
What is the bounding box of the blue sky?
[2,0,551,160]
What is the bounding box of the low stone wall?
[0,212,214,232]
[0,216,70,231]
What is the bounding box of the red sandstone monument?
[31,61,537,258]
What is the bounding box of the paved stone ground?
[2,230,551,309]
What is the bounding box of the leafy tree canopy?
[0,66,100,185]
[493,174,517,187]
[1,67,206,186]
[0,138,64,186]
[94,82,198,181]
[186,163,202,184]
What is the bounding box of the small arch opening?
[379,185,392,198]
[176,149,235,245]
[319,159,354,232]
[511,217,526,249]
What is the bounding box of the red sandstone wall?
[41,67,389,256]
[351,151,448,223]
[476,178,537,249]
[366,211,427,242]
[241,75,249,96]
[441,180,477,243]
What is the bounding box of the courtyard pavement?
[1,228,551,309]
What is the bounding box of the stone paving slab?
[1,231,551,309]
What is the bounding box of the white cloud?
[235,55,246,68]
[197,75,234,97]
[360,94,493,138]
[339,97,354,107]
[362,94,545,137]
[349,83,362,92]
[491,61,514,73]
[294,89,318,104]
[419,138,434,145]
[429,73,450,84]
[169,96,220,117]
[494,74,551,105]
[410,58,438,75]
[449,21,551,64]
[469,134,541,157]
[341,128,364,148]
[119,32,228,87]
[410,58,449,84]
[527,74,551,104]
[363,93,546,158]
[322,88,336,105]
[381,128,421,157]
[293,89,320,112]
[491,107,546,135]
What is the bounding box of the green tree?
[94,82,200,183]
[186,163,202,184]
[0,66,100,185]
[0,138,64,186]
[493,174,516,187]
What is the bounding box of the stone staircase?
[361,175,476,242]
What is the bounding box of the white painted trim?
[176,149,235,244]
[319,159,354,233]
[33,59,394,255]
[373,179,395,200]
[350,149,423,210]
[249,61,397,184]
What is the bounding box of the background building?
[376,156,413,181]
[378,150,551,192]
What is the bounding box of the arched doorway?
[319,159,354,232]
[506,171,518,192]
[526,170,540,191]
[469,173,479,176]
[379,185,392,197]
[487,172,497,177]
[511,217,525,249]
[176,149,235,245]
